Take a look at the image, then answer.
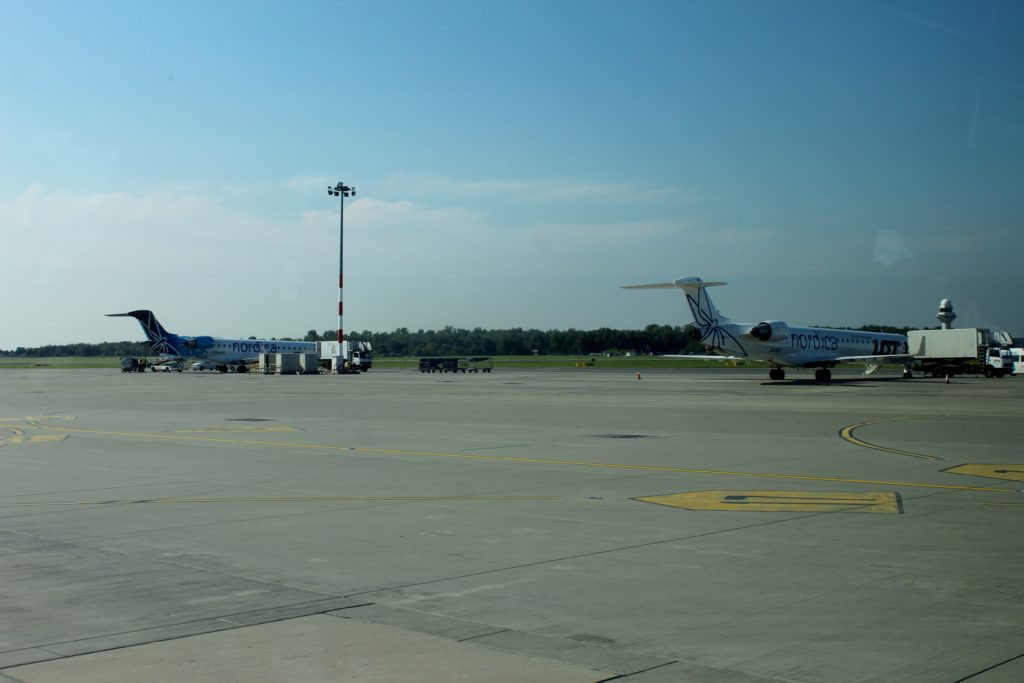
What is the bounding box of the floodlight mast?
[327,182,355,344]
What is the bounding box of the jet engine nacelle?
[181,335,215,350]
[750,321,790,342]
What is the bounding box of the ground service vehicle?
[120,357,148,372]
[465,357,494,372]
[318,340,372,373]
[1010,348,1023,376]
[419,357,458,373]
[908,328,1015,378]
[151,359,184,372]
[419,357,494,373]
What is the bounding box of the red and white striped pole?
[328,182,355,346]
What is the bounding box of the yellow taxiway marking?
[637,490,903,514]
[0,495,559,508]
[839,417,941,460]
[176,427,300,434]
[0,425,24,446]
[5,435,69,444]
[942,464,1024,482]
[1,418,72,446]
[981,502,1024,508]
[0,425,65,445]
[29,422,1019,495]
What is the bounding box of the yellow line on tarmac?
[34,422,1017,494]
[0,495,559,508]
[839,417,941,460]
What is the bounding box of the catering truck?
[318,340,373,374]
[908,328,1014,378]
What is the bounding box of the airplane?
[622,277,913,381]
[107,310,316,372]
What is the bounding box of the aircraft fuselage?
[709,322,908,368]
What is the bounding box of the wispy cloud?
[0,184,313,347]
[380,174,685,205]
[285,175,336,194]
[871,2,970,42]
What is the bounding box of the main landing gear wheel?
[769,368,785,380]
[814,368,832,382]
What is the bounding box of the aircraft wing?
[833,353,915,364]
[661,354,743,361]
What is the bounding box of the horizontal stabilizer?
[621,282,678,290]
[622,278,727,290]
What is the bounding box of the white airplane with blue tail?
[108,310,316,372]
[623,277,912,381]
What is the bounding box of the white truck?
[318,340,373,374]
[908,328,1015,378]
[1010,347,1023,376]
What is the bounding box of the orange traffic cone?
[636,371,642,380]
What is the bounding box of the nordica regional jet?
[108,310,316,372]
[623,277,911,381]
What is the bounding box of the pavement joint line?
[839,416,942,460]
[954,650,1024,682]
[33,422,1019,495]
[348,507,891,599]
[0,597,364,660]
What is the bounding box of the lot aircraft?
[623,277,912,381]
[108,310,315,372]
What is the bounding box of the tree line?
[1,341,152,358]
[2,323,915,358]
[2,325,701,358]
[308,324,703,357]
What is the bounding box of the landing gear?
[814,368,832,382]
[769,367,785,381]
[902,368,913,379]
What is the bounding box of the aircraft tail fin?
[107,310,177,355]
[623,277,729,326]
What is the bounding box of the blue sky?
[2,0,1022,349]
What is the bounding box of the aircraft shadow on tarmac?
[762,376,906,387]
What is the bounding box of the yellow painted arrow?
[943,464,1024,482]
[637,490,903,513]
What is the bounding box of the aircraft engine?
[181,335,215,350]
[750,321,790,342]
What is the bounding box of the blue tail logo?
[107,310,179,356]
[676,278,747,356]
[622,276,747,356]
